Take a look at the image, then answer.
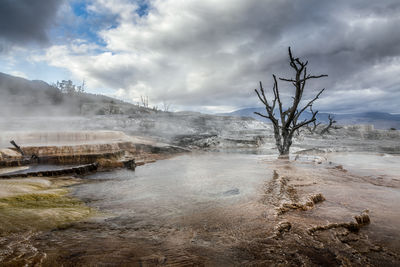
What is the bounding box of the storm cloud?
[0,0,64,49]
[25,0,400,112]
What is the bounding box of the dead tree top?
[254,47,327,133]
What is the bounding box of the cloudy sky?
[1,0,399,113]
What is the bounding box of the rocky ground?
[234,157,400,266]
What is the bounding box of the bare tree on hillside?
[162,100,172,112]
[140,95,149,108]
[254,47,328,156]
[77,80,85,93]
[55,80,76,95]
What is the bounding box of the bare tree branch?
[254,112,270,119]
[279,74,328,83]
[306,106,321,133]
[295,88,325,122]
[320,114,337,135]
[293,110,319,132]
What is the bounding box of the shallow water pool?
[74,152,274,220]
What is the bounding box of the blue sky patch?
[137,1,150,17]
[71,1,89,18]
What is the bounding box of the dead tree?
[320,115,336,135]
[10,140,25,156]
[254,47,327,156]
[140,96,149,108]
[162,101,171,112]
[10,140,39,161]
[306,106,321,133]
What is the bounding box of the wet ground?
[1,152,395,266]
[1,151,400,266]
[325,152,400,178]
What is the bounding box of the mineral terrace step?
[0,150,125,167]
[0,163,99,179]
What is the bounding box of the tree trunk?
[275,130,292,156]
[281,135,291,156]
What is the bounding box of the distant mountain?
[0,72,150,116]
[221,107,400,130]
